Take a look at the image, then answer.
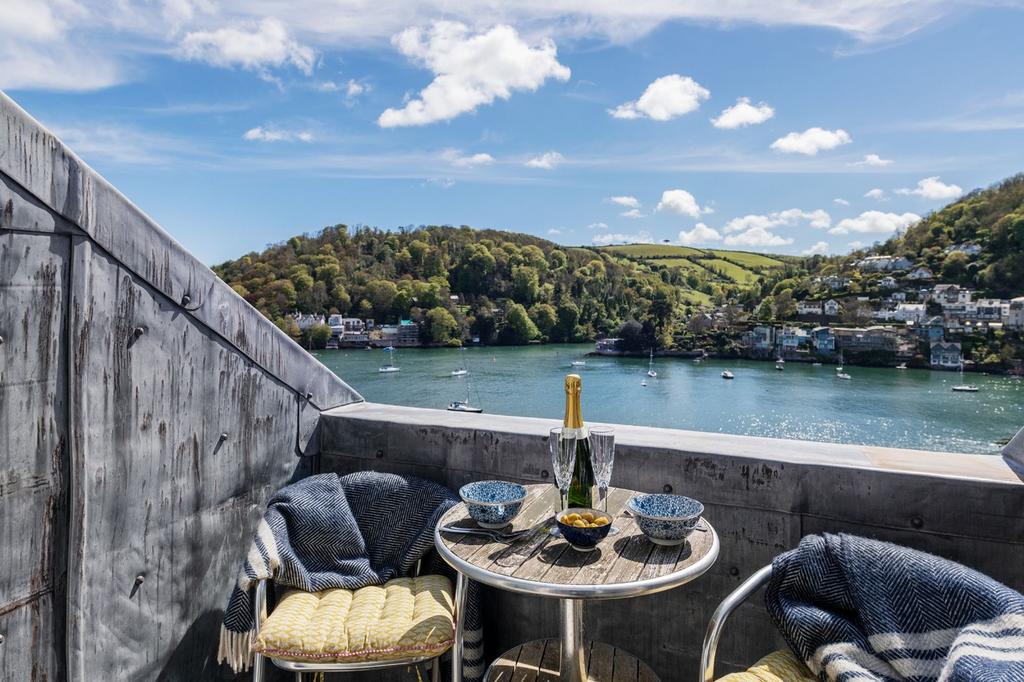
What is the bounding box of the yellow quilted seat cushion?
[716,649,816,682]
[253,575,455,663]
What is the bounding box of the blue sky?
[3,2,1024,264]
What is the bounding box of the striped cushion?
[716,649,816,682]
[254,575,454,663]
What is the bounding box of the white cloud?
[723,226,793,248]
[833,198,850,206]
[770,127,852,155]
[801,241,830,256]
[620,209,645,219]
[894,176,963,200]
[425,177,455,189]
[440,149,495,167]
[656,189,706,218]
[587,222,609,230]
[609,74,709,121]
[317,80,340,92]
[243,126,314,142]
[864,188,886,200]
[180,18,315,74]
[851,153,893,167]
[525,151,565,169]
[547,228,562,235]
[346,79,370,97]
[678,223,722,245]
[829,210,921,235]
[378,21,570,127]
[722,208,831,233]
[848,240,866,249]
[592,231,653,246]
[711,97,774,129]
[608,196,640,209]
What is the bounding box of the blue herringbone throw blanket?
[766,533,1024,681]
[217,471,484,680]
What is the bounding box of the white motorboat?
[647,349,657,378]
[571,359,587,367]
[721,370,734,379]
[641,379,648,387]
[775,359,785,371]
[378,347,400,373]
[451,349,469,377]
[447,400,483,413]
[837,372,852,380]
[896,363,908,370]
[812,362,823,366]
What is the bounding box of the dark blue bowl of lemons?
[556,508,612,552]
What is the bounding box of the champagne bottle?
[563,374,596,508]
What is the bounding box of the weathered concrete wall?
[320,403,1024,680]
[0,91,363,680]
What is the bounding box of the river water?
[313,343,1024,455]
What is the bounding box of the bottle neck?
[563,390,584,429]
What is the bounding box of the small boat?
[837,372,852,380]
[447,400,483,413]
[952,361,979,392]
[721,370,734,379]
[775,359,785,371]
[647,349,657,378]
[896,363,908,370]
[812,362,823,367]
[641,379,648,387]
[571,359,587,367]
[378,347,400,373]
[451,348,469,377]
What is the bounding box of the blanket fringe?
[217,625,254,673]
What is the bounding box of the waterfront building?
[856,255,914,272]
[944,243,983,257]
[397,319,420,346]
[1007,298,1024,330]
[906,267,934,280]
[595,338,624,354]
[292,313,326,330]
[777,327,810,353]
[916,316,946,343]
[930,341,963,368]
[834,326,898,353]
[810,327,836,353]
[797,300,823,316]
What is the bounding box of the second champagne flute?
[589,426,618,534]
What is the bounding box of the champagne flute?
[588,426,618,534]
[549,427,577,534]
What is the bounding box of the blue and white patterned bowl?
[627,494,703,546]
[459,480,528,529]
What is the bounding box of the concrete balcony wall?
[0,92,362,680]
[320,402,1024,680]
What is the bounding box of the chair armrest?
[253,578,270,635]
[699,564,773,682]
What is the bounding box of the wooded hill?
[872,173,1024,296]
[212,224,806,346]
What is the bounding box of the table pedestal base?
[484,638,660,682]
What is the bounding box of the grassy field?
[705,250,785,269]
[680,288,712,305]
[700,258,760,284]
[651,257,711,275]
[601,244,706,258]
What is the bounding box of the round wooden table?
[434,484,720,682]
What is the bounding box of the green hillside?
[877,173,1024,296]
[213,224,718,348]
[596,243,787,288]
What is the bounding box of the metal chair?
[251,564,469,682]
[699,565,773,682]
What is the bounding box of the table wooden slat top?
[435,485,719,600]
[486,639,660,682]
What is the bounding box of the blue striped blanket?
[766,533,1024,681]
[217,471,483,680]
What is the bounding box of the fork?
[439,524,545,542]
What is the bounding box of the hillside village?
[219,175,1024,373]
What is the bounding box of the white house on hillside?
[797,300,824,316]
[906,267,933,281]
[824,299,841,316]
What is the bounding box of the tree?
[615,320,646,352]
[276,316,301,340]
[941,252,970,281]
[511,265,541,304]
[500,304,540,345]
[553,300,580,342]
[425,307,460,345]
[529,303,558,338]
[453,243,496,293]
[307,323,332,349]
[365,280,398,318]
